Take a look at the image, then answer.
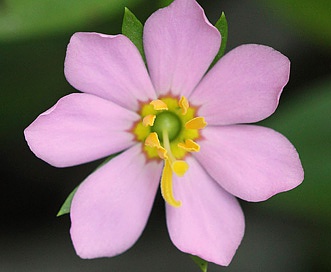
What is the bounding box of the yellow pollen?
[178,139,200,152]
[145,132,161,148]
[172,160,189,177]
[150,99,168,111]
[185,117,207,130]
[142,114,156,127]
[179,96,189,115]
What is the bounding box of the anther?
[178,139,200,152]
[179,96,189,115]
[142,114,156,127]
[185,117,207,130]
[150,99,168,111]
[172,160,189,177]
[145,132,161,148]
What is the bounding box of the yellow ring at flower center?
[133,96,200,160]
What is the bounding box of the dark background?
[1,0,330,271]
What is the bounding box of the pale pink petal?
[64,32,156,111]
[144,0,221,97]
[194,125,304,201]
[70,144,162,258]
[190,44,290,125]
[166,157,245,266]
[24,93,139,167]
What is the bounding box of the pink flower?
[24,0,304,266]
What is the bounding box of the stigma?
[142,96,207,208]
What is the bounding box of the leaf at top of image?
[0,0,143,40]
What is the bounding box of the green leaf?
[122,7,146,62]
[191,255,208,272]
[210,12,228,68]
[158,0,173,8]
[57,186,78,217]
[215,12,228,59]
[0,0,143,41]
[259,80,331,225]
[57,152,121,217]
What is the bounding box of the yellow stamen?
[139,97,208,208]
[179,96,189,115]
[145,132,168,159]
[178,139,200,152]
[145,132,161,148]
[172,160,189,177]
[185,117,207,130]
[142,114,156,127]
[161,159,181,207]
[150,99,168,111]
[145,132,168,160]
[162,129,189,178]
[157,147,168,160]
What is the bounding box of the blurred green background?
[1,0,330,271]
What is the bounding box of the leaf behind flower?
[57,152,121,217]
[191,255,208,272]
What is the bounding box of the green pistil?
[152,111,182,141]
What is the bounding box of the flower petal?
[24,93,138,167]
[194,125,304,201]
[144,0,221,97]
[70,144,162,258]
[166,157,244,266]
[64,32,156,111]
[190,44,290,125]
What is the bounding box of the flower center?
[152,112,181,141]
[133,96,207,208]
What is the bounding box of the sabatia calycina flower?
[24,0,304,266]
